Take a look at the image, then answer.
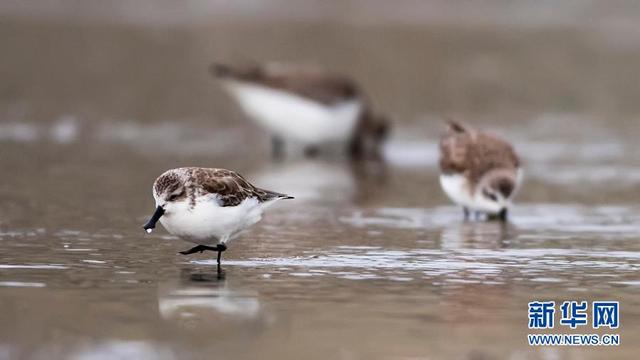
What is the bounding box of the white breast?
[439,174,475,209]
[223,81,362,145]
[440,169,524,214]
[159,195,266,245]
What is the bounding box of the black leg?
[463,207,470,220]
[216,243,227,274]
[179,244,227,255]
[348,135,364,159]
[304,146,320,158]
[271,136,285,159]
[216,244,227,265]
[498,208,508,222]
[179,244,227,273]
[179,244,217,255]
[487,208,508,222]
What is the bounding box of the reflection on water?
[251,161,357,203]
[439,221,512,249]
[251,159,389,206]
[158,270,262,321]
[70,341,175,360]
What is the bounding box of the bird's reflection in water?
[157,268,265,326]
[250,159,388,206]
[437,221,515,324]
[349,158,389,206]
[439,220,514,249]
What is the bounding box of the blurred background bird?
[439,120,522,221]
[211,62,389,160]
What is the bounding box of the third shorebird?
[211,62,389,160]
[439,120,522,221]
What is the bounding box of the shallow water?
[1,116,640,359]
[2,4,640,359]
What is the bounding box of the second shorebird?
[211,62,389,159]
[142,167,293,272]
[439,120,522,221]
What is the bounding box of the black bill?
[143,206,165,233]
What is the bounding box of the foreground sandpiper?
[211,62,389,159]
[143,167,293,271]
[439,120,522,221]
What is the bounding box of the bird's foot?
[179,244,227,274]
[272,136,285,160]
[463,207,471,221]
[487,209,508,222]
[304,146,320,158]
[179,244,218,255]
[216,267,226,279]
[498,208,508,222]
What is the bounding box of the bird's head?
[143,170,188,232]
[475,169,519,215]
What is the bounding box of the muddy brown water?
[1,118,639,359]
[2,7,640,360]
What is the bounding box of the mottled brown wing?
[212,63,360,105]
[466,133,520,182]
[439,122,473,174]
[439,122,519,182]
[195,168,290,207]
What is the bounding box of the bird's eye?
[168,192,183,201]
[483,190,498,201]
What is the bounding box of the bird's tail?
[259,191,294,208]
[262,189,294,202]
[209,63,235,79]
[445,116,470,134]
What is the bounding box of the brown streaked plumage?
[439,120,520,186]
[211,63,359,106]
[210,62,389,159]
[153,167,292,208]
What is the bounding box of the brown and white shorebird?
[142,167,293,271]
[438,120,522,221]
[210,62,389,159]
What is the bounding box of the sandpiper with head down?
[439,120,522,221]
[211,62,389,159]
[143,167,293,271]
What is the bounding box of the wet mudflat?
[0,115,639,360]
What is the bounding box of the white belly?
[159,196,265,245]
[224,81,362,145]
[439,169,524,214]
[440,174,476,209]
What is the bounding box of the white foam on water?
[0,281,46,288]
[82,260,106,264]
[0,122,38,142]
[50,115,79,144]
[0,264,67,270]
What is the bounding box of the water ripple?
[195,247,639,284]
